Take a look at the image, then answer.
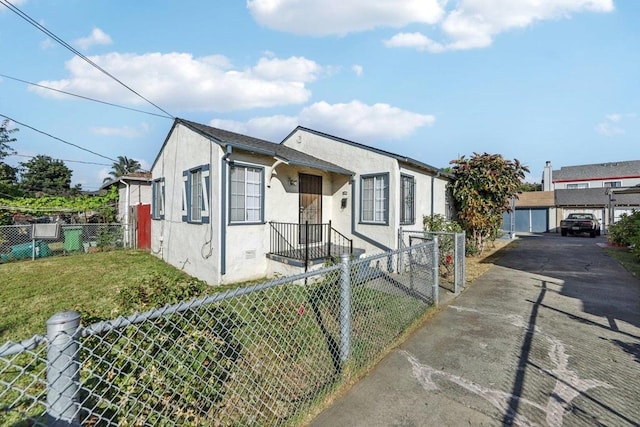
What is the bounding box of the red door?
[137,204,151,250]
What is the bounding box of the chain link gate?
[399,228,466,293]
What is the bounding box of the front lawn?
[0,250,209,342]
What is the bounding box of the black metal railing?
[269,221,353,266]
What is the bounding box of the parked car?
[560,213,601,237]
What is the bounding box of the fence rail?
[399,229,465,293]
[1,241,437,426]
[269,221,353,265]
[0,223,127,263]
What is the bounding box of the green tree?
[104,155,142,182]
[0,119,17,161]
[19,155,73,196]
[449,153,529,255]
[519,182,542,192]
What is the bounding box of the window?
[604,181,621,188]
[567,183,589,189]
[181,165,210,223]
[361,173,389,224]
[190,169,202,222]
[400,175,415,225]
[230,165,263,223]
[152,178,165,220]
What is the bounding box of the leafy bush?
[608,211,640,261]
[423,214,464,276]
[423,214,463,233]
[81,273,243,425]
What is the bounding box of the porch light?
[288,177,298,186]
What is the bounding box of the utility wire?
[0,0,176,119]
[9,153,112,167]
[0,113,118,163]
[0,73,173,119]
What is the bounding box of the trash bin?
[63,227,83,252]
[5,241,53,260]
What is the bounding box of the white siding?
[151,124,223,285]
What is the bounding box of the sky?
[0,0,638,191]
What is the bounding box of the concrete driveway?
[310,234,640,426]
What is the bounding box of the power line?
[0,113,118,163]
[0,73,173,119]
[0,0,175,119]
[9,153,112,167]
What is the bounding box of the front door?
[299,174,322,244]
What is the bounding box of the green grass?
[0,250,202,342]
[604,247,640,278]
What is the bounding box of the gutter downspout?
[119,179,131,248]
[220,146,233,276]
[430,170,441,218]
[350,177,392,252]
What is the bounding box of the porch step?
[267,246,365,267]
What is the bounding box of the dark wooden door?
[299,174,322,244]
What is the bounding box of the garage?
[501,191,555,235]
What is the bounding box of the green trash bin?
[63,227,83,252]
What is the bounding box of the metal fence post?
[339,253,351,364]
[46,311,81,427]
[432,236,439,305]
[454,233,460,293]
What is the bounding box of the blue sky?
[0,0,637,190]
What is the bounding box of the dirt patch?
[464,238,516,285]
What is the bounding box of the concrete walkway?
[310,234,640,426]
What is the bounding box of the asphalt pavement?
[310,234,640,426]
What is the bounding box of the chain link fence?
[1,241,437,426]
[399,229,465,293]
[0,223,127,263]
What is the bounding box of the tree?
[20,155,73,196]
[0,119,17,161]
[519,182,542,192]
[105,155,142,182]
[449,153,529,255]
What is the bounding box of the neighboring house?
[502,191,556,235]
[150,118,452,285]
[504,160,640,235]
[542,160,640,191]
[100,172,152,247]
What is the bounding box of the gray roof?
[283,126,452,179]
[553,160,640,182]
[555,187,640,207]
[173,119,354,176]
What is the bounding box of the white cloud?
[209,100,435,143]
[248,0,613,51]
[247,0,445,36]
[434,0,615,52]
[73,28,113,51]
[299,101,435,140]
[30,53,322,112]
[90,123,149,138]
[383,32,445,53]
[352,65,363,77]
[595,112,636,137]
[0,0,26,8]
[96,167,111,184]
[39,38,56,50]
[209,116,299,141]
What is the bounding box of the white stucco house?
[150,118,452,285]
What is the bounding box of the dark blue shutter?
[182,170,189,222]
